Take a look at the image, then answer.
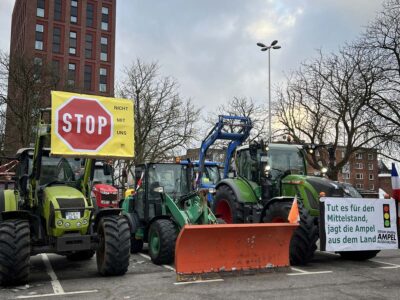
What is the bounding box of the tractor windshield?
[93,167,113,184]
[39,156,82,186]
[148,164,190,197]
[268,147,306,179]
[203,165,220,185]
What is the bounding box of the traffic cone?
[288,196,300,224]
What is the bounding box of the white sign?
[322,197,398,251]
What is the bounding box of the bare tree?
[360,0,400,158]
[0,52,59,155]
[205,96,268,143]
[276,45,393,180]
[117,59,200,165]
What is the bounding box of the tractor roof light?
[319,192,326,197]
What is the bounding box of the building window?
[35,24,44,50]
[355,153,363,160]
[100,36,108,61]
[84,65,92,90]
[341,151,345,158]
[85,34,93,59]
[69,31,77,55]
[54,0,62,21]
[71,0,78,23]
[99,67,107,92]
[370,184,374,191]
[101,6,109,30]
[53,27,61,53]
[369,174,374,180]
[356,183,364,189]
[37,0,45,17]
[68,63,76,86]
[368,163,373,170]
[355,163,363,169]
[86,3,94,27]
[356,173,363,180]
[368,153,374,160]
[343,173,350,179]
[52,60,60,78]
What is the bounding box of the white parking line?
[16,254,98,299]
[371,260,400,269]
[288,267,332,276]
[41,254,64,294]
[174,279,224,285]
[138,253,176,272]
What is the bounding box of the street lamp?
[257,40,281,142]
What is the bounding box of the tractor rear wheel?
[338,250,379,261]
[96,216,131,276]
[130,238,144,253]
[214,185,245,223]
[0,219,30,286]
[66,250,95,261]
[262,201,318,265]
[148,219,178,265]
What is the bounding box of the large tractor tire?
[262,201,318,265]
[148,219,178,265]
[97,215,131,276]
[338,250,380,261]
[214,185,245,223]
[66,250,95,261]
[0,219,30,286]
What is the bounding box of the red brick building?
[5,0,116,153]
[308,146,379,193]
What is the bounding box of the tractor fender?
[1,210,31,221]
[215,179,258,204]
[0,189,18,214]
[121,210,140,235]
[94,208,121,229]
[259,196,295,223]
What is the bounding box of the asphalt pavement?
[1,249,400,300]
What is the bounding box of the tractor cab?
[15,148,82,198]
[132,163,191,219]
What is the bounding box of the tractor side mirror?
[153,187,164,193]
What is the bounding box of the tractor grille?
[56,198,86,219]
[100,193,118,201]
[56,198,86,209]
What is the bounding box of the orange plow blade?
[175,223,298,281]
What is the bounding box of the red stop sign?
[56,97,113,151]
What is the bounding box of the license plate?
[65,211,81,220]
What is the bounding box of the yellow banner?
[50,91,134,159]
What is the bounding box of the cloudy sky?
[0,0,385,112]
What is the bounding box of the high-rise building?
[5,0,116,154]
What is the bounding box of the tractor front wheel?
[262,201,318,265]
[96,216,131,276]
[214,185,245,223]
[0,219,30,286]
[338,250,379,261]
[148,219,178,265]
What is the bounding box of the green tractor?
[214,141,379,264]
[0,111,131,286]
[121,162,222,264]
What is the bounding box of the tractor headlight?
[321,167,328,174]
[56,220,63,226]
[264,165,271,173]
[76,222,81,227]
[64,222,71,228]
[82,219,88,225]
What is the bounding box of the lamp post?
[257,40,281,142]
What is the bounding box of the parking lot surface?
[1,249,400,300]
